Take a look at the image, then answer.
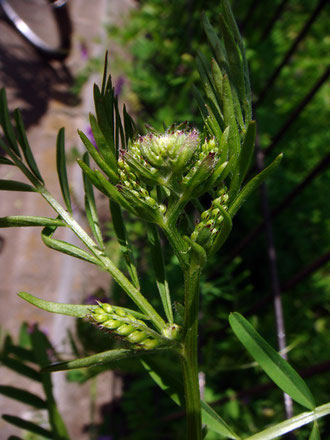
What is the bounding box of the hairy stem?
[181,265,202,439]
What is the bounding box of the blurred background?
[0,0,329,438]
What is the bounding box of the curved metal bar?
[0,0,72,60]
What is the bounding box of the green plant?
[0,323,69,439]
[0,1,329,439]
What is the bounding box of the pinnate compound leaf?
[18,291,149,320]
[0,385,46,409]
[0,179,36,192]
[0,216,65,228]
[56,127,72,212]
[229,312,315,410]
[2,415,53,439]
[244,403,330,440]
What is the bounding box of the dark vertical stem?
[239,0,262,33]
[259,0,288,42]
[256,142,294,421]
[255,0,328,108]
[181,266,202,440]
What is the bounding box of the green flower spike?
[90,302,172,351]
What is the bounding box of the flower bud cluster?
[90,302,160,350]
[182,138,218,187]
[191,187,229,249]
[132,128,200,175]
[117,157,166,217]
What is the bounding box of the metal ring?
[0,0,72,60]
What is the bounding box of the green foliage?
[0,1,329,439]
[0,323,69,439]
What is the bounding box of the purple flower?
[114,76,125,96]
[85,126,97,149]
[80,41,88,61]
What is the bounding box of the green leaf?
[141,357,239,438]
[78,129,118,182]
[14,109,44,182]
[101,51,108,96]
[192,85,209,123]
[110,200,140,289]
[228,153,283,218]
[229,312,315,410]
[202,14,228,75]
[0,179,36,192]
[43,348,143,372]
[0,156,15,165]
[18,291,149,320]
[2,415,53,439]
[210,203,233,256]
[93,84,115,154]
[244,403,330,440]
[89,113,117,171]
[218,14,245,112]
[147,224,173,323]
[0,89,21,157]
[114,96,125,150]
[141,357,184,406]
[309,422,320,440]
[201,401,240,439]
[222,74,240,165]
[94,169,136,213]
[229,120,256,200]
[56,127,72,212]
[30,327,70,439]
[0,216,66,228]
[123,104,137,145]
[0,385,46,409]
[82,153,104,248]
[41,225,100,265]
[6,345,36,364]
[196,53,221,116]
[0,357,41,382]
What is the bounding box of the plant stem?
[163,221,189,269]
[181,265,202,439]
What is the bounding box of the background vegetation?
[101,0,330,437]
[1,0,329,438]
